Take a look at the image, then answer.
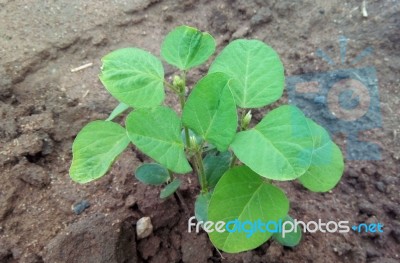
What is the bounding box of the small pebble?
[136,217,153,239]
[375,181,386,193]
[314,95,326,104]
[72,200,90,215]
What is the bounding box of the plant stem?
[192,154,204,192]
[178,94,191,148]
[184,127,191,147]
[178,71,191,149]
[230,109,247,168]
[194,150,208,193]
[173,70,207,192]
[229,155,237,168]
[168,170,174,181]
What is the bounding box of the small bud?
[190,135,198,149]
[173,75,185,90]
[242,110,252,129]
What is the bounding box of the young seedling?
[70,25,344,253]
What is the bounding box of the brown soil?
[0,0,399,262]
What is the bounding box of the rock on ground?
[44,213,137,263]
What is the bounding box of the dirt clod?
[18,112,54,133]
[138,235,161,259]
[181,233,212,263]
[44,213,137,263]
[251,7,273,26]
[13,160,50,188]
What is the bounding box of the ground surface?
[0,0,399,262]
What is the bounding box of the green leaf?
[209,39,284,108]
[208,166,289,253]
[273,215,302,247]
[125,106,192,174]
[204,150,231,188]
[161,25,216,70]
[195,193,211,222]
[135,163,170,185]
[106,102,130,121]
[70,121,130,183]
[231,105,313,181]
[99,48,164,108]
[182,73,237,151]
[160,179,181,199]
[298,119,344,192]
